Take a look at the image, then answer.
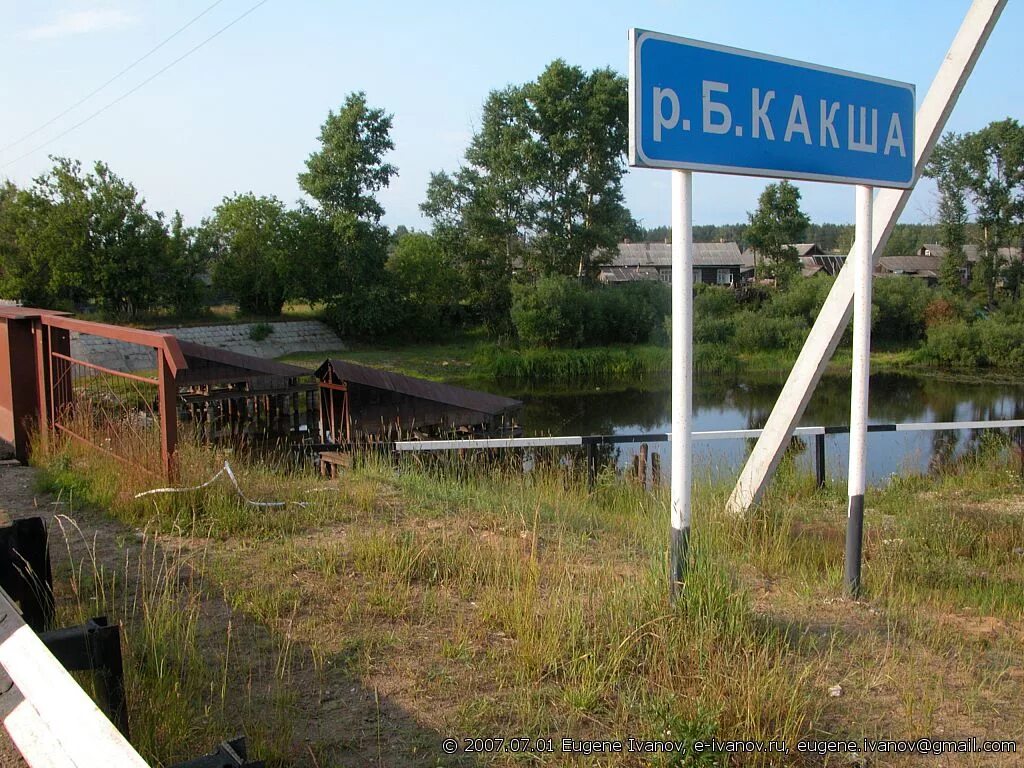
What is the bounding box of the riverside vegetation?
[29,428,1024,767]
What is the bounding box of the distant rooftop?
[612,241,751,268]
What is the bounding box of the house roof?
[799,257,824,277]
[176,340,311,386]
[749,242,827,260]
[316,359,521,416]
[919,244,980,262]
[790,243,824,257]
[919,243,1021,262]
[611,242,750,268]
[877,256,940,277]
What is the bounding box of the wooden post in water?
[651,452,661,486]
[638,443,649,488]
[815,433,826,488]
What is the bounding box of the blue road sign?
[629,30,916,188]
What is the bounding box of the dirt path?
[0,463,462,767]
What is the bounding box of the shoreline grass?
[281,335,1021,388]
[27,430,1024,766]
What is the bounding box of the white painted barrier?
[393,419,1024,453]
[0,589,148,768]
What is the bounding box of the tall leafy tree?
[209,193,294,316]
[925,133,971,296]
[521,60,632,277]
[163,211,211,314]
[298,91,396,224]
[960,119,1024,307]
[423,59,634,292]
[422,168,519,333]
[386,232,463,337]
[0,179,60,305]
[298,92,399,336]
[927,120,1024,307]
[0,157,174,316]
[745,180,810,283]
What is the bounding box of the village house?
[598,241,752,286]
[876,244,1023,286]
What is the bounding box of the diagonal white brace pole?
[727,0,1007,515]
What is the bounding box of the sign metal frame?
[629,28,916,188]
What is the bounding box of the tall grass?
[31,427,1024,766]
[474,344,672,381]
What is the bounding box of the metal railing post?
[158,348,178,480]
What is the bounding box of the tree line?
[1,60,1021,349]
[638,219,944,257]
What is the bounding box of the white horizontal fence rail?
[393,419,1024,452]
[0,588,149,768]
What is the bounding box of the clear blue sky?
[1,1,1021,233]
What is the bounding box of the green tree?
[926,133,972,296]
[422,165,522,334]
[929,120,1024,307]
[423,59,634,291]
[0,157,174,316]
[299,92,399,337]
[298,91,396,223]
[209,193,294,316]
[162,211,210,314]
[0,180,60,305]
[387,232,462,337]
[522,60,632,277]
[960,119,1024,307]
[745,180,810,283]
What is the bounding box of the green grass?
[31,431,1024,766]
[75,302,324,330]
[279,334,986,388]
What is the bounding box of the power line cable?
[1,0,228,153]
[2,0,270,169]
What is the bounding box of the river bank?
[279,336,1020,388]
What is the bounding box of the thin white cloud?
[20,8,138,42]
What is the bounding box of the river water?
[494,370,1024,485]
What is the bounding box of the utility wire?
[1,0,228,153]
[2,0,270,169]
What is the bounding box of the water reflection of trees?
[517,369,1024,476]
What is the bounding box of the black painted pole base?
[844,494,865,597]
[669,526,689,603]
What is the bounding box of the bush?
[919,321,983,367]
[511,278,670,348]
[693,285,737,345]
[511,276,588,347]
[976,319,1024,368]
[386,233,463,340]
[323,279,407,339]
[592,281,671,345]
[871,277,932,344]
[733,311,808,351]
[765,274,834,324]
[924,297,961,328]
[248,322,274,342]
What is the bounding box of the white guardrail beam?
[0,589,149,768]
[393,419,1024,452]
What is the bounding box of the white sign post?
[629,28,914,600]
[845,185,873,596]
[670,170,693,598]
